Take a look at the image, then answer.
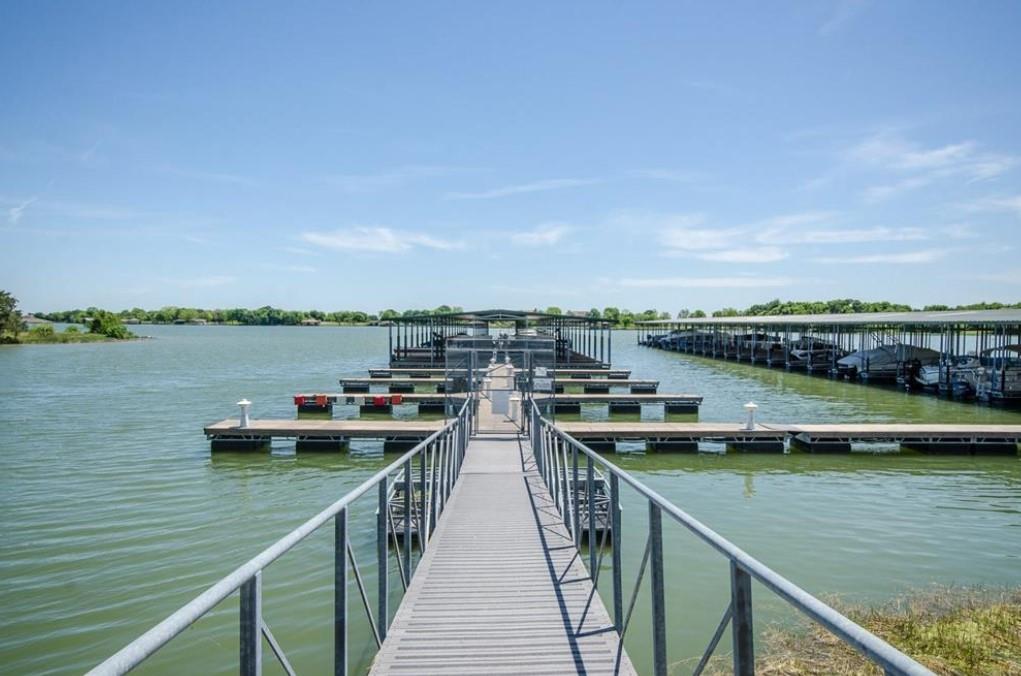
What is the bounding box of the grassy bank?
[703,586,1020,675]
[13,330,123,344]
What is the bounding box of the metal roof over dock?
[637,308,1021,326]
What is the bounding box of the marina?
[101,317,943,676]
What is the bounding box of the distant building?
[188,318,208,325]
[300,318,322,326]
[22,314,51,325]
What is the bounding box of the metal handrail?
[88,399,474,676]
[526,399,934,676]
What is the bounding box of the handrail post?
[731,561,755,676]
[572,444,580,546]
[587,456,596,577]
[402,461,412,583]
[610,473,623,632]
[419,450,428,552]
[377,478,389,642]
[649,504,667,676]
[240,571,262,676]
[334,508,348,676]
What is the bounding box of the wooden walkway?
[370,434,634,675]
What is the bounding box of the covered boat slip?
[387,308,614,368]
[639,308,1021,402]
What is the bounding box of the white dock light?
[743,402,758,431]
[237,399,252,428]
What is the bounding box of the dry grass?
[698,586,1021,676]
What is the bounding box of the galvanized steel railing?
[526,400,934,676]
[88,399,474,676]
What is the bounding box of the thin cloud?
[283,246,320,256]
[964,194,1021,220]
[301,226,462,253]
[163,275,237,288]
[511,223,572,247]
[697,247,788,263]
[620,276,796,289]
[160,166,258,186]
[325,165,471,193]
[766,226,927,245]
[8,196,38,224]
[815,249,949,264]
[628,168,705,183]
[445,178,600,200]
[819,0,870,36]
[849,132,1016,201]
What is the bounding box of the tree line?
[26,298,1021,330]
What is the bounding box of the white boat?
[837,344,940,381]
[787,337,848,367]
[975,345,1021,402]
[914,355,981,395]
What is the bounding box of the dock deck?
[370,434,634,675]
[368,367,632,378]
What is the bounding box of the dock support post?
[377,479,388,642]
[610,474,623,632]
[731,561,755,676]
[334,508,348,676]
[650,504,667,676]
[240,571,262,676]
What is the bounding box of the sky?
[1,1,1020,314]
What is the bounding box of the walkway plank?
[370,435,634,676]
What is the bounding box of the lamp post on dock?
[237,399,252,428]
[743,402,758,431]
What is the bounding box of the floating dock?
[294,392,466,414]
[368,367,632,378]
[339,376,659,394]
[534,392,702,414]
[554,422,1021,454]
[203,419,445,452]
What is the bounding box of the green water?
[1,327,1019,675]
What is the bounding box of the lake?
[1,326,1019,674]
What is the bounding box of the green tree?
[691,309,706,318]
[89,311,134,339]
[588,308,602,319]
[602,307,620,323]
[545,306,562,315]
[0,290,23,340]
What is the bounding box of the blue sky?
[2,1,1019,314]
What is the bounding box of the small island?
[1,290,137,344]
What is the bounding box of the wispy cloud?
[767,225,927,245]
[511,223,572,247]
[620,276,796,289]
[160,166,258,186]
[325,165,471,193]
[815,249,949,264]
[696,247,788,263]
[265,264,317,274]
[8,196,38,224]
[283,246,320,256]
[163,275,237,288]
[301,226,462,253]
[849,132,1016,201]
[628,168,704,183]
[819,0,870,36]
[445,178,600,200]
[964,194,1021,220]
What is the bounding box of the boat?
[837,344,940,382]
[975,345,1021,402]
[914,355,981,396]
[787,337,848,369]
